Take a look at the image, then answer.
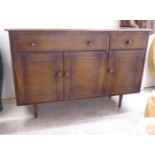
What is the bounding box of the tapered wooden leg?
[118,95,123,108]
[33,104,38,118]
[109,96,111,99]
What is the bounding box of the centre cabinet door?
[64,51,108,100]
[14,53,63,105]
[106,50,146,95]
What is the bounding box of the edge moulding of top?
[4,28,152,33]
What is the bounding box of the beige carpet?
[15,111,143,135]
[0,91,150,135]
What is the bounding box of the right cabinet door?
[106,50,146,95]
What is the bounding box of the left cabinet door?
[14,53,63,105]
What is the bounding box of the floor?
[0,88,153,135]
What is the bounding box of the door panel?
[14,53,63,105]
[106,50,145,95]
[64,51,107,100]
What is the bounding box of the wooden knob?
[87,40,93,46]
[126,39,133,45]
[108,68,114,73]
[65,71,70,77]
[30,41,37,47]
[57,71,63,77]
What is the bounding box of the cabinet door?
[64,52,107,100]
[14,53,63,105]
[106,50,145,95]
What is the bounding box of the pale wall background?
[0,0,154,99]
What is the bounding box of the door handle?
[126,39,133,45]
[87,40,94,46]
[57,71,63,77]
[108,68,114,73]
[30,40,37,47]
[65,71,70,77]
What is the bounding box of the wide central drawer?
[11,32,109,52]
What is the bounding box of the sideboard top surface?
[5,28,152,33]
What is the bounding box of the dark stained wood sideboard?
[6,29,151,118]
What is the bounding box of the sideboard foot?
[33,104,38,118]
[118,95,123,108]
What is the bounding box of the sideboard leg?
[118,95,123,108]
[33,104,38,118]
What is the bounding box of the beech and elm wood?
[6,29,150,118]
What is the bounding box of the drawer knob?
[108,68,114,73]
[126,39,133,45]
[87,40,93,46]
[65,71,70,77]
[57,71,63,77]
[30,41,37,47]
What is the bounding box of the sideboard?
[6,29,151,118]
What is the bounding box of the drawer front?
[110,33,148,50]
[11,32,109,52]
